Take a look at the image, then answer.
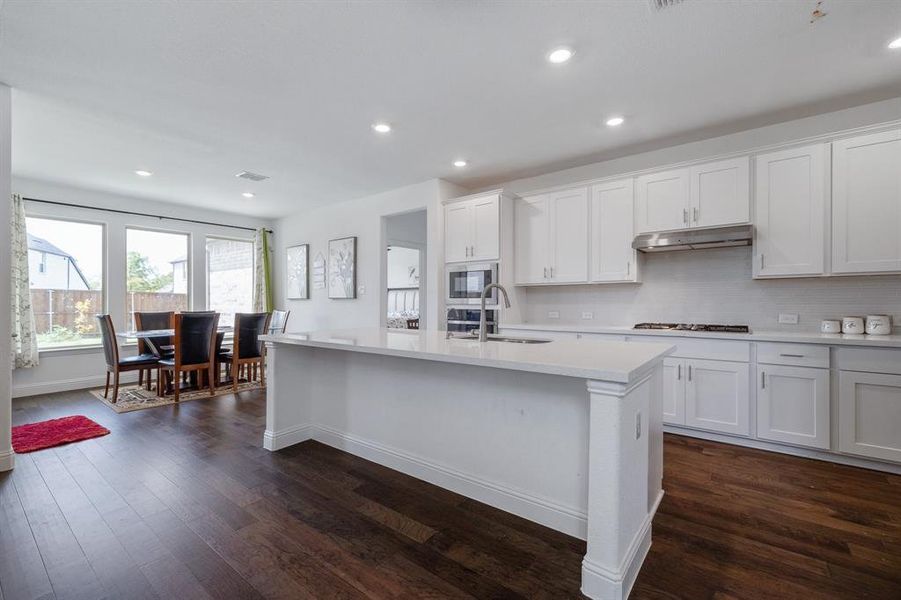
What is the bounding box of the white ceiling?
[1,0,900,218]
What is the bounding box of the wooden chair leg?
[112,371,120,404]
[260,358,265,387]
[209,364,216,396]
[104,371,110,398]
[174,368,180,402]
[138,369,144,387]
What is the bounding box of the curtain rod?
[23,197,273,234]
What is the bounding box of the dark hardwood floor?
[2,389,900,600]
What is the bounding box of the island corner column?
[263,341,315,451]
[581,364,664,600]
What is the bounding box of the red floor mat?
[12,415,110,453]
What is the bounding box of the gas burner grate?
[633,323,750,333]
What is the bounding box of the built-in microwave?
[446,262,498,305]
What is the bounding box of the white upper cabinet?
[635,168,690,234]
[514,195,549,284]
[832,129,901,274]
[591,178,638,283]
[549,188,589,283]
[689,157,750,228]
[754,144,827,278]
[513,188,588,285]
[636,157,750,234]
[444,193,500,263]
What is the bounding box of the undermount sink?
[454,334,552,344]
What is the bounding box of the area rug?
[12,415,110,453]
[89,380,264,413]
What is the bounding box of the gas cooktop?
[633,323,751,333]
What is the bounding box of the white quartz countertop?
[501,323,901,348]
[260,328,674,383]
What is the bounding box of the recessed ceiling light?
[242,192,255,199]
[606,116,625,127]
[134,170,153,177]
[453,160,467,168]
[889,36,901,49]
[547,47,574,64]
[372,122,392,133]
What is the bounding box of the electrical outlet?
[778,313,799,325]
[581,311,594,320]
[547,311,560,319]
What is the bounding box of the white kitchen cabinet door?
[514,195,550,284]
[685,359,750,436]
[839,371,901,463]
[445,202,472,263]
[471,194,500,261]
[548,188,589,283]
[832,129,901,274]
[754,144,827,277]
[635,168,690,234]
[689,157,750,228]
[591,179,638,283]
[662,358,686,426]
[757,365,830,449]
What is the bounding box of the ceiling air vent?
[235,170,269,182]
[649,0,682,10]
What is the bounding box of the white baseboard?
[580,490,662,600]
[263,424,314,451]
[0,449,14,472]
[13,373,139,398]
[665,425,901,475]
[312,424,588,539]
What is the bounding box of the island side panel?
[263,342,315,450]
[581,363,662,600]
[304,346,592,538]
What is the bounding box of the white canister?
[842,316,865,334]
[866,315,892,336]
[820,320,841,334]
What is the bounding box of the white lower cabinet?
[757,365,830,449]
[662,358,686,426]
[684,359,750,436]
[839,371,901,462]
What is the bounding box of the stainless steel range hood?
[632,224,753,253]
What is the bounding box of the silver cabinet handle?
[760,254,764,269]
[693,207,699,223]
[550,266,554,278]
[543,267,547,278]
[688,365,692,381]
[465,246,470,257]
[677,364,681,380]
[761,371,766,389]
[626,261,630,276]
[683,209,688,225]
[779,353,804,358]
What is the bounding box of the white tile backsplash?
[521,247,901,331]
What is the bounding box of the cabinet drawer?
[757,343,829,368]
[835,347,901,375]
[625,335,750,362]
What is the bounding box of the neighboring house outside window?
[28,234,91,291]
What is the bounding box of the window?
[126,228,190,329]
[26,217,104,348]
[206,237,254,325]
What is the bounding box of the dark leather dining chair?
[268,309,290,334]
[229,312,272,391]
[134,311,174,391]
[157,312,219,402]
[96,315,160,403]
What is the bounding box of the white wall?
[12,176,273,397]
[1,84,13,471]
[272,179,465,333]
[490,97,901,332]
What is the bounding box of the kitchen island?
[259,328,673,600]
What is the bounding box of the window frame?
[24,214,107,352]
[124,225,193,330]
[204,234,255,323]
